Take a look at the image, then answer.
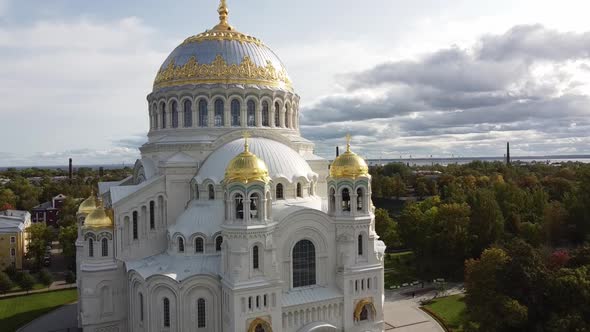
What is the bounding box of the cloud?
[301,24,590,157]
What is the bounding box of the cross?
[243,131,250,151]
[346,133,352,151]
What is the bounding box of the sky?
[1,0,590,166]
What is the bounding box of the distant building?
[31,194,67,226]
[0,210,31,270]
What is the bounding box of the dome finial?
[213,0,233,30]
[243,131,250,152]
[346,133,352,152]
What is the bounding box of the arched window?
[231,99,240,126]
[214,99,224,127]
[208,184,214,200]
[102,238,108,257]
[247,100,256,126]
[296,183,302,197]
[274,102,280,127]
[293,239,316,287]
[357,188,364,211]
[171,100,178,128]
[329,187,336,212]
[195,237,204,253]
[198,99,208,127]
[184,100,192,127]
[197,298,206,328]
[342,188,351,212]
[253,245,259,269]
[149,201,155,230]
[194,184,199,200]
[235,193,244,219]
[132,211,138,239]
[255,324,265,332]
[250,193,260,219]
[358,234,363,256]
[286,104,291,128]
[178,237,184,252]
[262,101,269,127]
[139,293,144,322]
[163,297,170,327]
[276,183,284,200]
[215,236,223,251]
[88,238,94,257]
[360,304,369,321]
[160,102,166,129]
[152,104,158,129]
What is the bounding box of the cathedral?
[75,1,386,331]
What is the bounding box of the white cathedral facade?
[75,2,386,331]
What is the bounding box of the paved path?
[17,302,80,332]
[383,284,464,331]
[0,282,76,298]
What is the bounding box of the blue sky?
[1,0,590,166]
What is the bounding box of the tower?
[506,141,511,165]
[220,133,281,332]
[328,134,385,331]
[77,198,127,331]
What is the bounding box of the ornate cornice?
[153,54,293,91]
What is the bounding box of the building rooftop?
[0,210,30,233]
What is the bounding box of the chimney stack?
[506,142,511,165]
[69,158,73,179]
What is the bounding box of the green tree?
[59,224,78,269]
[374,208,400,248]
[26,223,51,269]
[0,188,17,210]
[467,188,504,257]
[542,201,568,246]
[38,269,53,288]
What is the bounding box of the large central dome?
[153,1,292,92]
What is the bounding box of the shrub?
[38,269,53,287]
[64,270,76,284]
[18,272,35,292]
[0,272,12,293]
[3,265,16,279]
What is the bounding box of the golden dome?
[330,135,369,179]
[224,134,270,184]
[78,194,98,214]
[83,201,113,229]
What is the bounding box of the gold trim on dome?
[153,54,292,90]
[182,30,264,46]
[329,134,370,179]
[224,134,270,184]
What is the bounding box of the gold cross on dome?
[243,131,251,151]
[346,133,352,151]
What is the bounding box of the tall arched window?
[149,201,155,230]
[214,99,224,127]
[215,236,223,251]
[195,237,204,253]
[231,99,241,126]
[183,100,192,127]
[132,211,138,239]
[296,183,302,197]
[139,293,144,322]
[102,238,108,257]
[163,298,170,327]
[253,245,259,269]
[152,104,158,129]
[329,187,336,212]
[342,188,351,212]
[276,183,284,199]
[198,99,208,127]
[262,101,269,127]
[160,102,167,129]
[197,298,206,328]
[178,237,184,252]
[357,188,364,211]
[286,104,291,128]
[171,100,178,128]
[293,239,316,287]
[274,102,280,127]
[88,238,94,257]
[247,100,256,126]
[250,193,259,219]
[358,234,363,256]
[208,184,215,200]
[235,193,244,219]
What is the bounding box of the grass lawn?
[8,283,47,293]
[0,289,77,332]
[424,294,467,332]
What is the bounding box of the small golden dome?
[83,201,113,229]
[330,135,369,179]
[78,194,98,214]
[225,135,270,184]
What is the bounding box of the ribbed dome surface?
[196,138,316,184]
